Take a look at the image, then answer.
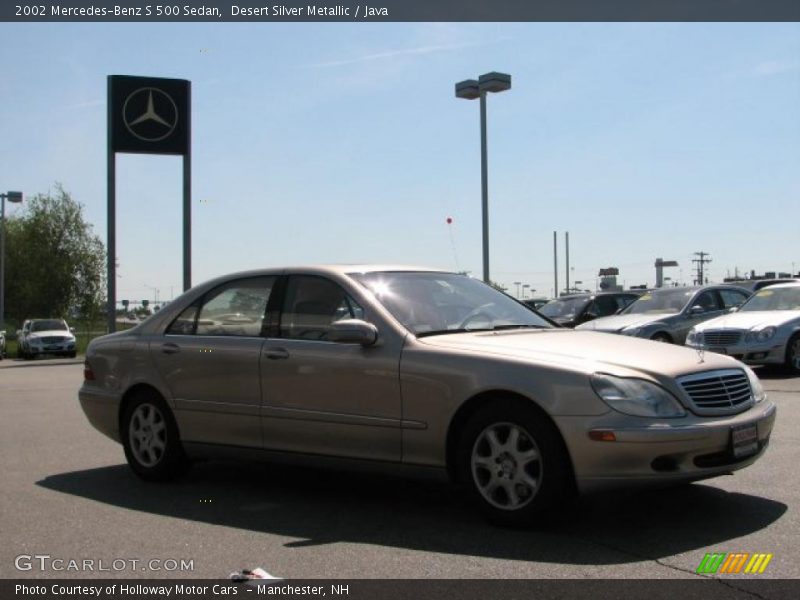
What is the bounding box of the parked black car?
[539,292,641,328]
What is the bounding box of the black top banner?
[108,75,190,156]
[4,0,800,22]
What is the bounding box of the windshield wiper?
[489,324,548,331]
[416,328,493,338]
[416,324,548,338]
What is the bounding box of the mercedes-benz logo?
[122,87,178,142]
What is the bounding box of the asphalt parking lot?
[1,359,798,580]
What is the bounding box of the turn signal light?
[589,430,617,442]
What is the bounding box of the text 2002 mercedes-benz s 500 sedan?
[79,266,776,525]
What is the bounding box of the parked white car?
[0,329,6,360]
[17,318,77,359]
[686,282,800,374]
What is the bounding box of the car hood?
[418,329,732,379]
[29,330,74,338]
[575,313,676,332]
[694,310,800,332]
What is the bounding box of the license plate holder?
[731,423,759,459]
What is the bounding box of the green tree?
[4,184,105,327]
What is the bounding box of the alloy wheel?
[471,422,542,510]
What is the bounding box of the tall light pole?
[513,281,522,298]
[0,191,23,331]
[522,283,530,298]
[455,72,511,284]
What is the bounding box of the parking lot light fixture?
[455,72,511,284]
[0,191,23,331]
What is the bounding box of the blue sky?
[1,22,798,303]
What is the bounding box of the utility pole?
[553,231,558,298]
[693,252,712,285]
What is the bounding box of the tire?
[457,399,573,526]
[121,390,190,482]
[68,351,77,359]
[786,334,800,376]
[651,333,672,343]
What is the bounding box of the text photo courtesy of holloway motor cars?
[1,1,800,591]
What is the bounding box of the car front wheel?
[122,391,190,482]
[458,400,572,526]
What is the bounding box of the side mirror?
[69,327,76,334]
[583,311,598,322]
[328,319,378,346]
[728,306,739,313]
[689,305,705,315]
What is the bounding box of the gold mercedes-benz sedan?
[79,266,776,525]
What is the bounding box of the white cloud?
[754,60,800,76]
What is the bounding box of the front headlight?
[745,326,776,343]
[591,373,686,418]
[744,366,766,404]
[686,329,703,346]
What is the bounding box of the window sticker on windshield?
[756,290,774,297]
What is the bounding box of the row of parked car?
[535,280,800,374]
[0,319,78,360]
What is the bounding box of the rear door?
[151,276,277,448]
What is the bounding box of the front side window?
[167,277,275,337]
[281,276,364,341]
[692,291,720,312]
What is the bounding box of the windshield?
[740,286,800,312]
[31,320,68,332]
[539,297,590,319]
[623,289,693,315]
[351,271,553,336]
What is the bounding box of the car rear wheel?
[458,400,572,526]
[122,391,190,482]
[786,334,800,376]
[651,333,672,343]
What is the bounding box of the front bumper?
[686,339,787,366]
[556,400,777,494]
[28,341,76,355]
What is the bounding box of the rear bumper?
[78,385,122,443]
[556,400,777,494]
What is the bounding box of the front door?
[260,275,403,461]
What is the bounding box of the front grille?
[702,330,743,346]
[41,336,67,344]
[677,369,753,416]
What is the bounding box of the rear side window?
[719,289,749,309]
[167,277,276,337]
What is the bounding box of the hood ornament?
[696,346,705,364]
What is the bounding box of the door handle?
[264,348,290,360]
[161,343,181,355]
